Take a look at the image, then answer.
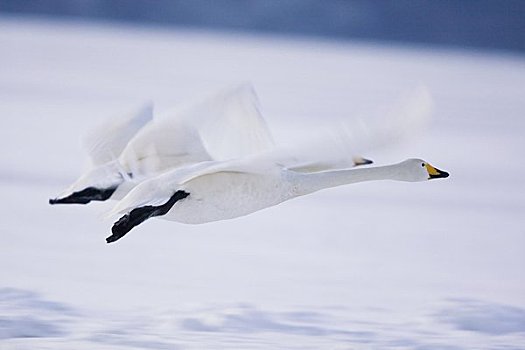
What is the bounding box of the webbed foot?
[106,190,189,243]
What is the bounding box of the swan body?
[49,84,276,204]
[107,156,448,242]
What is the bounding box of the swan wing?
[83,103,153,166]
[118,84,275,177]
[107,161,221,216]
[263,126,370,173]
[178,155,279,185]
[109,155,278,216]
[118,117,210,177]
[340,86,434,156]
[278,86,433,172]
[180,83,275,160]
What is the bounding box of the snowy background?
[1,12,525,350]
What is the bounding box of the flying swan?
[49,84,277,205]
[49,84,372,206]
[106,154,448,243]
[104,86,448,243]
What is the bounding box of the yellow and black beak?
[425,163,449,180]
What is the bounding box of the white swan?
[49,84,375,205]
[49,84,276,205]
[106,155,449,243]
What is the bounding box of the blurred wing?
[119,117,210,177]
[347,86,434,155]
[83,103,153,166]
[279,86,434,172]
[120,84,275,176]
[180,83,275,160]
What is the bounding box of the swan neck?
[296,163,404,195]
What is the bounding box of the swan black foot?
[49,186,117,205]
[106,190,189,243]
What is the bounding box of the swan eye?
[421,163,425,167]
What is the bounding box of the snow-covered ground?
[1,16,524,349]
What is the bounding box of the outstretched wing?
[346,86,433,155]
[118,116,210,177]
[278,86,433,172]
[179,83,275,160]
[119,84,275,177]
[83,103,153,166]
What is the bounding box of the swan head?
[397,158,449,182]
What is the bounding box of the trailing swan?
[49,84,374,205]
[106,155,449,243]
[49,84,276,205]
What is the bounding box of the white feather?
[271,86,434,172]
[82,103,153,166]
[118,83,275,177]
[109,86,435,219]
